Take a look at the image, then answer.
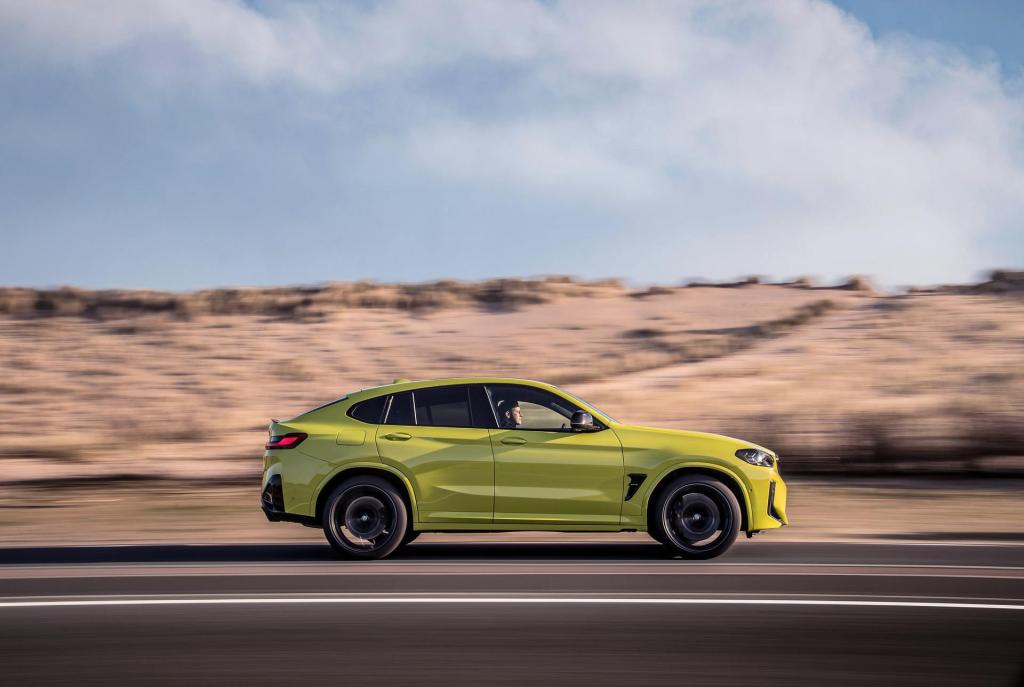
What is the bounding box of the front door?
[376,385,494,523]
[487,384,623,524]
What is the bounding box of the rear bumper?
[261,474,285,512]
[261,502,317,526]
[261,474,317,526]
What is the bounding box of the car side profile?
[262,377,788,559]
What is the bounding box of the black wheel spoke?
[329,486,399,553]
[322,477,410,560]
[661,483,734,553]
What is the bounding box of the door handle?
[383,432,412,441]
[500,437,527,445]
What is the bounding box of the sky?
[0,0,1022,290]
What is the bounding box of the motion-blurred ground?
[1,272,1022,543]
[1,478,1020,545]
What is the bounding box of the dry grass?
[0,275,1022,484]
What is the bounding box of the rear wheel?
[322,476,408,560]
[650,475,741,560]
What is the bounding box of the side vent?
[624,473,647,501]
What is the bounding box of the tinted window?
[414,385,471,428]
[348,395,387,424]
[384,391,415,426]
[468,385,497,429]
[487,384,595,432]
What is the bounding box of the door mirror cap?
[570,411,597,432]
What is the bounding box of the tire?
[402,530,421,546]
[650,475,741,560]
[322,476,409,560]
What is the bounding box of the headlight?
[736,448,775,467]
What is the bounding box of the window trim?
[383,385,489,429]
[382,391,417,427]
[377,382,601,431]
[468,384,499,429]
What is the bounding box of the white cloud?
[0,0,1021,286]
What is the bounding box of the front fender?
[639,461,754,531]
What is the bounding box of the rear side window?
[384,391,415,426]
[468,385,497,428]
[348,395,387,424]
[414,385,471,428]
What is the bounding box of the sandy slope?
[0,278,1021,482]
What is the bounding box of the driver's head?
[497,399,522,428]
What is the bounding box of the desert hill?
[1,273,1022,483]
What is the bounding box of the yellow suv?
[262,377,787,559]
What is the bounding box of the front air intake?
[767,480,782,522]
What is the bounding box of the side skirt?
[412,523,635,533]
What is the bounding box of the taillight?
[266,433,307,450]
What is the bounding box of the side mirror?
[570,411,596,432]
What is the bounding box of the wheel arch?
[313,463,417,526]
[643,464,751,533]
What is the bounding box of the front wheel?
[322,476,408,560]
[650,475,741,560]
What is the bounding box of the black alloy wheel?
[323,476,409,560]
[651,475,741,560]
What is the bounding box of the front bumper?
[768,479,788,525]
[747,471,788,532]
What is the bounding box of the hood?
[615,423,775,456]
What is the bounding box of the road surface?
[0,540,1021,686]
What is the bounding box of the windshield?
[556,388,618,424]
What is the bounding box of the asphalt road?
[0,540,1021,686]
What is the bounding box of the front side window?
[486,384,596,432]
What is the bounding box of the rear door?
[487,384,624,525]
[375,384,495,523]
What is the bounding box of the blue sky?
[833,0,1024,73]
[1,0,1021,290]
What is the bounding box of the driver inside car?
[496,399,523,429]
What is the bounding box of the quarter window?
[348,395,387,424]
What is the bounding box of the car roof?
[358,377,558,395]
